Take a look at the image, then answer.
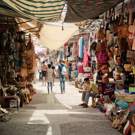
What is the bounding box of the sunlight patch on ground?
[27,110,50,125]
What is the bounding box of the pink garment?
[83,46,90,67]
[77,62,84,73]
[96,50,108,64]
[72,42,78,57]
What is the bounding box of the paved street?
[0,81,121,135]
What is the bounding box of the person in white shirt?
[46,64,54,94]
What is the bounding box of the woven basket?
[116,94,135,103]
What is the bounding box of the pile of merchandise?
[72,1,135,134]
[0,15,36,114]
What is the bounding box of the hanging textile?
[2,0,65,22]
[72,42,78,58]
[83,46,90,67]
[78,36,84,59]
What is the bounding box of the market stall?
[69,0,135,134]
[0,15,36,115]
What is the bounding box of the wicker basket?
[115,93,135,103]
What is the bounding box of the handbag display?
[127,50,135,60]
[97,50,108,64]
[118,24,129,38]
[124,64,132,72]
[96,28,106,40]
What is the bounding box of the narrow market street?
[0,81,121,135]
[0,1,135,135]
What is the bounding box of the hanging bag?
[97,50,108,64]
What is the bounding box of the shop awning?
[65,0,123,22]
[2,0,65,22]
[16,18,43,37]
[0,1,24,17]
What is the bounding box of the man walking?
[58,60,67,94]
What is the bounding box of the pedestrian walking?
[46,64,54,94]
[41,61,48,86]
[58,60,67,94]
[68,63,72,81]
[38,61,42,81]
[50,62,55,86]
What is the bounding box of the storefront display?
[69,1,135,134]
[0,16,36,117]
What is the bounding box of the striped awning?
[65,0,123,22]
[2,0,65,22]
[0,1,24,17]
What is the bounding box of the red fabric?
[124,121,131,135]
[96,50,108,64]
[83,46,90,67]
[77,62,84,73]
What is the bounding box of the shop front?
[66,1,135,134]
[0,15,36,121]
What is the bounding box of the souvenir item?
[124,64,132,72]
[118,24,129,38]
[97,50,108,64]
[97,28,105,40]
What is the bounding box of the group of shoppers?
[38,60,67,94]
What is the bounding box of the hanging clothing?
[72,42,78,57]
[77,62,84,74]
[83,46,90,67]
[78,36,84,59]
[96,50,108,64]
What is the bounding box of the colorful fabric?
[72,42,78,57]
[83,46,90,67]
[77,62,84,74]
[78,37,84,59]
[97,50,108,64]
[115,100,129,110]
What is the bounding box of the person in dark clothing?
[50,62,55,86]
[68,63,72,81]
